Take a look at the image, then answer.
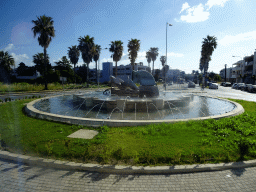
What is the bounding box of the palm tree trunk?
[86,63,89,88]
[115,61,117,77]
[44,47,48,90]
[95,61,98,84]
[74,64,76,84]
[152,61,155,76]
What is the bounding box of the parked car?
[209,83,218,89]
[188,82,195,88]
[237,83,246,90]
[220,82,225,86]
[168,82,173,86]
[231,83,238,89]
[224,82,231,87]
[243,84,252,91]
[248,85,256,93]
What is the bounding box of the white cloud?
[206,0,229,10]
[10,53,30,66]
[3,44,14,52]
[180,4,210,23]
[219,31,256,45]
[167,52,184,57]
[179,2,190,13]
[177,0,229,23]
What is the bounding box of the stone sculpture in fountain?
[109,70,159,97]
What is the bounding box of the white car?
[209,83,218,89]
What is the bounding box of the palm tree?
[92,44,101,83]
[0,51,15,72]
[68,45,80,84]
[127,39,140,70]
[33,53,50,75]
[146,51,151,70]
[0,51,15,83]
[32,15,55,90]
[199,35,217,86]
[78,35,95,87]
[160,56,166,82]
[148,47,159,75]
[109,40,123,77]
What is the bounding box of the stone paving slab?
[0,158,256,192]
[67,129,99,139]
[1,150,256,175]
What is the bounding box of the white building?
[100,62,151,83]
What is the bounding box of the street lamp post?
[225,64,227,83]
[165,22,172,91]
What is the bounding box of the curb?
[1,150,256,174]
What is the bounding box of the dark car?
[231,83,238,89]
[248,85,256,93]
[188,82,195,88]
[243,84,252,91]
[237,83,245,90]
[220,82,225,86]
[224,82,231,87]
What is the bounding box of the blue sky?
[1,0,256,74]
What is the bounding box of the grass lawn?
[0,98,256,166]
[0,82,109,94]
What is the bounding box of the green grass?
[0,82,109,94]
[0,98,256,166]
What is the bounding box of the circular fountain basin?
[25,91,244,127]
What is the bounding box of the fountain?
[25,70,244,127]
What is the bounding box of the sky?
[0,0,256,74]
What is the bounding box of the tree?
[0,51,15,83]
[16,62,27,76]
[78,35,95,87]
[55,56,74,83]
[213,74,221,82]
[92,44,101,82]
[33,53,51,75]
[160,56,167,82]
[146,51,151,70]
[154,69,160,82]
[148,47,159,75]
[68,45,80,84]
[109,41,123,77]
[32,15,55,90]
[127,39,140,70]
[199,35,217,86]
[0,51,15,72]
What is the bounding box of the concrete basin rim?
[25,94,245,125]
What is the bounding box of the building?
[99,62,151,83]
[230,49,256,84]
[219,67,233,82]
[165,69,182,82]
[99,62,113,83]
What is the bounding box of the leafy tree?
[16,62,27,76]
[154,69,160,82]
[199,35,217,86]
[109,41,123,77]
[33,53,51,75]
[55,56,75,83]
[32,15,55,90]
[148,47,159,75]
[68,45,80,84]
[92,44,101,82]
[78,35,95,87]
[213,74,221,82]
[127,38,140,70]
